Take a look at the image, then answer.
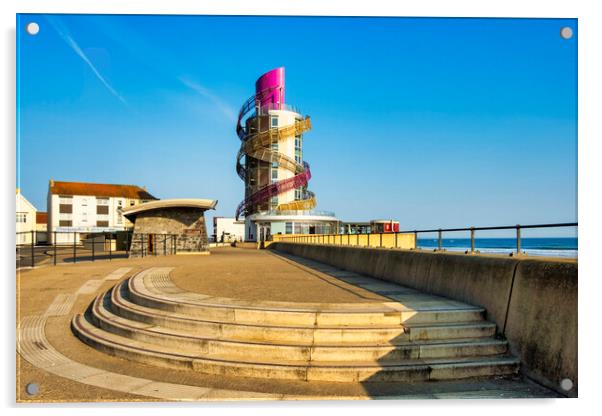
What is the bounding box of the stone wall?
[270,242,578,397]
[129,207,208,256]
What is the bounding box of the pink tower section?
[255,67,285,109]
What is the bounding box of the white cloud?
[179,77,236,122]
[46,17,127,106]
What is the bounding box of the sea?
[417,237,577,258]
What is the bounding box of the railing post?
[31,230,34,267]
[164,234,167,256]
[53,231,57,266]
[142,234,145,258]
[438,229,442,251]
[357,233,359,246]
[367,233,370,247]
[395,232,398,248]
[109,233,112,261]
[92,233,95,261]
[516,225,521,255]
[380,233,383,248]
[470,227,475,253]
[414,230,418,250]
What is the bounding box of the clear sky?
[16,14,577,236]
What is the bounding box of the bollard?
[73,232,77,263]
[31,230,34,267]
[53,231,57,266]
[516,225,521,254]
[109,233,112,261]
[438,229,443,251]
[92,234,95,261]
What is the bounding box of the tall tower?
[236,68,338,241]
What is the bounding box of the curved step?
[73,314,519,383]
[91,291,508,362]
[128,271,486,327]
[113,281,496,344]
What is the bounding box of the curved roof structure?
[122,198,217,218]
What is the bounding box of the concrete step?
[111,282,496,344]
[91,291,507,362]
[127,276,486,327]
[73,313,519,383]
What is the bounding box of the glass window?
[285,222,293,234]
[16,213,27,223]
[271,169,278,180]
[271,117,278,128]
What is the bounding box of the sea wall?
[269,242,578,397]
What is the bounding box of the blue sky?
[16,15,577,236]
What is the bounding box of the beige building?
[16,189,37,245]
[47,180,157,244]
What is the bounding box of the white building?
[16,189,37,245]
[36,212,48,244]
[47,180,157,244]
[237,68,339,242]
[213,217,245,242]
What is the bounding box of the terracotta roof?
[36,212,48,224]
[49,181,157,200]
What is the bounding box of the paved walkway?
[17,247,559,402]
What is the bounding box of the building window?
[271,169,278,180]
[96,205,109,215]
[59,195,72,204]
[271,117,278,128]
[97,220,109,227]
[285,222,293,234]
[96,197,109,205]
[130,201,135,206]
[16,213,27,223]
[59,220,72,227]
[59,204,72,214]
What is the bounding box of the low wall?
[270,242,577,397]
[269,232,416,249]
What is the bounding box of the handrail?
[273,222,578,256]
[396,222,578,234]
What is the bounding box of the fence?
[271,222,578,256]
[16,230,179,267]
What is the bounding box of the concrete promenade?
[17,247,559,402]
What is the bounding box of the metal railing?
[273,222,578,256]
[16,230,180,267]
